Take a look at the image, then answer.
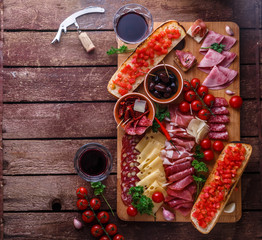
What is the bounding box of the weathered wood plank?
[3,139,117,175]
[3,32,117,66]
[3,0,259,30]
[2,65,261,103]
[3,174,261,212]
[3,30,260,67]
[3,211,262,239]
[3,103,117,139]
[2,137,260,175]
[2,100,258,139]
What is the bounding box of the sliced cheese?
[136,169,166,190]
[137,141,162,164]
[144,180,167,213]
[137,156,164,178]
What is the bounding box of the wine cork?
[78,32,95,53]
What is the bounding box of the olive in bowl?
[144,64,183,104]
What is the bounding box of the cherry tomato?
[77,198,88,210]
[127,205,138,217]
[152,191,164,203]
[179,101,190,113]
[183,81,191,91]
[97,211,110,224]
[190,78,200,89]
[197,109,210,120]
[76,187,88,199]
[203,94,215,107]
[184,90,196,102]
[197,85,209,97]
[229,96,243,108]
[82,210,95,223]
[100,236,110,240]
[90,198,101,211]
[105,223,118,236]
[203,150,214,161]
[91,225,103,238]
[213,140,224,152]
[113,234,125,240]
[191,100,202,111]
[200,139,211,150]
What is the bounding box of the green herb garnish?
[152,103,170,132]
[193,174,207,200]
[91,182,115,216]
[193,145,205,160]
[201,43,225,53]
[128,186,154,216]
[192,159,209,173]
[106,45,135,55]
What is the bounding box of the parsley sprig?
[128,186,154,216]
[152,103,170,132]
[91,182,115,216]
[201,43,225,53]
[106,45,135,55]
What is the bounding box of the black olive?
[164,92,172,98]
[153,90,162,98]
[166,86,172,93]
[154,83,166,92]
[153,75,160,84]
[159,72,169,83]
[170,82,177,91]
[148,81,155,91]
[169,74,176,82]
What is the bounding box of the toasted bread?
[173,50,197,72]
[107,20,186,98]
[190,143,252,234]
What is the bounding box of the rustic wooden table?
[0,0,261,239]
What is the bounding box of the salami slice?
[211,106,229,115]
[208,123,227,132]
[208,131,229,140]
[212,97,229,107]
[208,115,230,123]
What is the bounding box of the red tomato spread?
[111,28,181,95]
[192,143,246,228]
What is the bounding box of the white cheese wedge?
[137,156,164,178]
[136,169,166,190]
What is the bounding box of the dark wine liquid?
[116,12,148,42]
[79,149,107,176]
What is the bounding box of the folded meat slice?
[174,202,194,210]
[175,50,196,69]
[168,175,194,191]
[200,30,224,54]
[217,66,237,82]
[166,188,193,201]
[176,207,192,216]
[211,106,229,115]
[162,147,193,161]
[166,198,192,206]
[198,49,225,73]
[202,66,228,87]
[165,138,195,151]
[220,35,237,51]
[219,51,237,68]
[168,167,195,182]
[165,161,192,176]
[169,105,194,128]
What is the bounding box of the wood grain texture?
[3,0,260,30]
[3,139,117,175]
[3,211,262,239]
[2,174,261,212]
[3,30,261,67]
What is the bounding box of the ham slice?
[168,175,194,191]
[220,35,237,51]
[218,66,237,82]
[198,49,225,73]
[168,167,195,182]
[202,66,228,87]
[219,51,237,68]
[175,50,196,69]
[200,30,224,54]
[165,161,192,176]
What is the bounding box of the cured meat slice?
[191,19,207,37]
[219,51,237,68]
[187,183,197,195]
[208,114,230,123]
[172,157,194,164]
[174,202,194,210]
[169,105,194,128]
[220,35,237,51]
[208,131,229,140]
[211,106,229,115]
[165,161,192,176]
[166,188,193,202]
[137,116,153,127]
[168,167,195,182]
[200,30,224,53]
[174,50,197,71]
[198,49,225,73]
[208,123,227,132]
[166,198,192,206]
[168,175,194,191]
[218,66,238,82]
[165,138,195,151]
[202,66,228,87]
[161,147,193,160]
[176,207,192,216]
[213,97,228,107]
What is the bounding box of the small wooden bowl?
[113,92,155,128]
[144,64,184,104]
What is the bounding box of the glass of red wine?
[113,4,153,44]
[74,143,112,182]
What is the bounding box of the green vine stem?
[101,193,115,217]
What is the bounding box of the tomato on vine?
[203,94,215,107]
[197,85,208,97]
[90,198,101,210]
[183,81,191,91]
[105,223,118,236]
[76,187,88,199]
[197,109,210,120]
[191,100,202,111]
[179,101,190,113]
[190,78,200,89]
[91,225,103,238]
[97,211,110,224]
[82,210,95,223]
[77,198,88,210]
[113,234,125,240]
[184,90,196,102]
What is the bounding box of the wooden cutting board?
[116,22,241,222]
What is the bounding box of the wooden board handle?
[78,32,95,53]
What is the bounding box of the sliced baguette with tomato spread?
[107,20,186,98]
[190,143,252,234]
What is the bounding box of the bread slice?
[107,20,186,98]
[173,50,197,72]
[190,143,252,234]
